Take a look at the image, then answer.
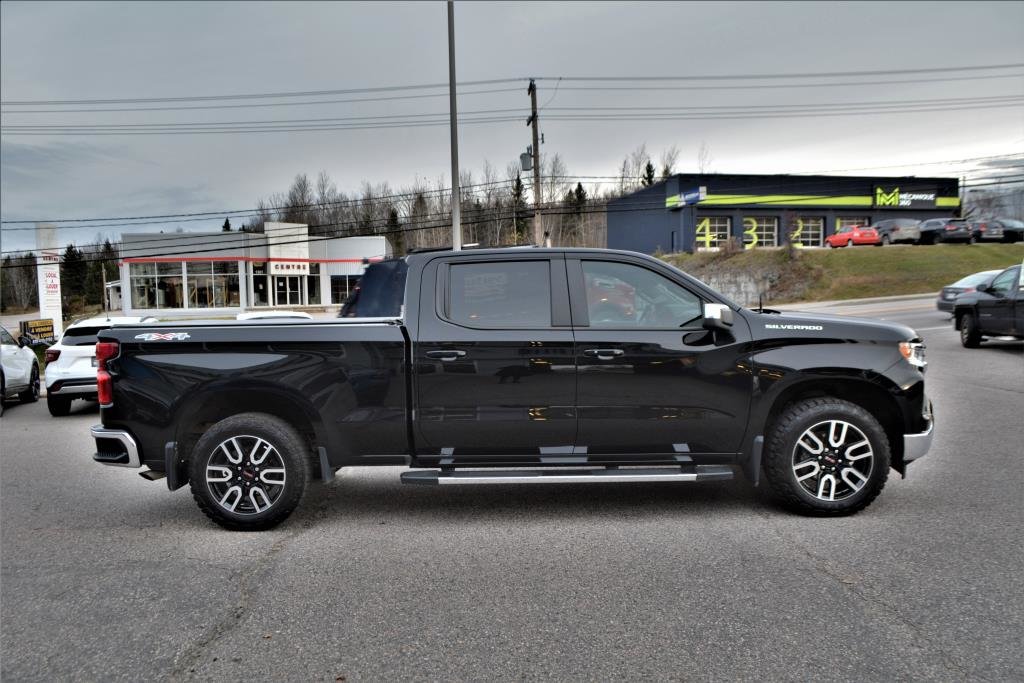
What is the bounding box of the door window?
[447,260,551,328]
[989,268,1019,297]
[0,328,15,346]
[581,260,703,329]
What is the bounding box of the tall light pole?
[447,0,462,250]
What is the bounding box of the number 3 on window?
[743,218,758,249]
[696,217,714,249]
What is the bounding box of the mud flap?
[740,436,764,486]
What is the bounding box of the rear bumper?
[935,298,955,312]
[903,402,934,463]
[91,425,141,468]
[46,378,97,396]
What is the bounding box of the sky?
[2,0,1023,252]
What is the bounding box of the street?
[2,300,1022,681]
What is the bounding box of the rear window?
[952,272,997,287]
[61,326,107,346]
[339,259,408,318]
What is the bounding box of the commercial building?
[115,224,388,316]
[607,173,961,254]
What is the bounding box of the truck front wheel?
[959,313,981,348]
[763,398,890,516]
[188,413,312,531]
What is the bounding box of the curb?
[780,292,937,308]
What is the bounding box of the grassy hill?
[661,243,1024,304]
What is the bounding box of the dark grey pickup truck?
[92,247,933,530]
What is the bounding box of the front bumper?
[91,425,141,468]
[903,401,934,463]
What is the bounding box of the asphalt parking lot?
[2,300,1022,681]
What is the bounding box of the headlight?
[899,341,926,368]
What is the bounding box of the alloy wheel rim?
[31,368,39,399]
[206,435,287,515]
[791,420,874,501]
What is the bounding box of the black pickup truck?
[91,247,934,530]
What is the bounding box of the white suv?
[1,325,40,415]
[44,316,156,416]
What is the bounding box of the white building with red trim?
[116,223,388,316]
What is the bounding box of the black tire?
[960,313,982,348]
[19,364,40,403]
[846,239,854,248]
[763,398,890,516]
[47,394,72,416]
[188,413,312,531]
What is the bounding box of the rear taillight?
[44,349,61,364]
[945,224,957,231]
[979,225,987,232]
[95,341,119,407]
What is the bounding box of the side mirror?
[976,284,990,294]
[17,335,31,348]
[702,303,734,331]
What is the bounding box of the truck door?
[414,254,577,458]
[981,266,1020,335]
[567,256,753,457]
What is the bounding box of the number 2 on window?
[743,218,758,249]
[790,219,804,249]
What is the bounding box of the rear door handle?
[425,350,467,361]
[583,348,624,360]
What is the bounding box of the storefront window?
[331,275,360,305]
[742,217,779,248]
[252,262,269,306]
[695,216,732,250]
[836,217,870,232]
[791,217,824,248]
[186,261,239,308]
[307,263,321,305]
[129,262,184,309]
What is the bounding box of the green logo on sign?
[876,187,900,207]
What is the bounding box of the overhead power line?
[534,62,1024,82]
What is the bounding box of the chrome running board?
[401,465,734,486]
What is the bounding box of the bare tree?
[660,145,680,178]
[697,141,713,175]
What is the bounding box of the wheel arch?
[762,377,907,473]
[172,385,330,486]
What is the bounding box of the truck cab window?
[582,260,703,328]
[448,260,551,328]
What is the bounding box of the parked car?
[236,311,313,321]
[0,326,40,415]
[970,217,1024,243]
[91,247,933,530]
[936,270,1002,312]
[953,264,1023,347]
[44,315,156,416]
[825,225,880,248]
[871,218,921,245]
[918,218,972,244]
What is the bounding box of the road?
[2,299,1022,681]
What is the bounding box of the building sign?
[265,222,310,276]
[35,223,64,336]
[666,186,707,209]
[874,186,937,209]
[20,318,55,341]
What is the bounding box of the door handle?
[583,348,624,360]
[425,350,467,361]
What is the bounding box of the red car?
[826,225,880,248]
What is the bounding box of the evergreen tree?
[572,182,587,212]
[642,161,656,187]
[386,207,404,254]
[60,244,88,297]
[222,218,232,232]
[99,240,119,282]
[511,173,528,243]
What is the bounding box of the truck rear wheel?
[47,394,72,416]
[763,398,889,516]
[188,413,312,531]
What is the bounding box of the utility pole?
[447,0,462,250]
[527,79,542,245]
